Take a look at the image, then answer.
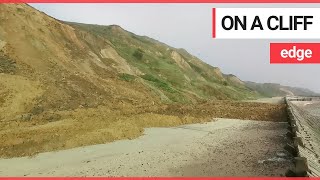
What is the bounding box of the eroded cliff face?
[0,3,262,122]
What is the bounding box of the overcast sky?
[30,3,320,92]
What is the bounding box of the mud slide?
[0,118,293,177]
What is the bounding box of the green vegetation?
[141,74,176,93]
[16,7,25,13]
[0,53,16,74]
[223,81,228,86]
[132,48,144,60]
[119,73,136,82]
[67,22,262,102]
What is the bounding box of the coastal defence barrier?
[285,96,320,177]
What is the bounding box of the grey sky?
[30,3,320,92]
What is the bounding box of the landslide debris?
[0,101,287,158]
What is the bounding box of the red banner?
[0,178,313,180]
[270,43,320,64]
[1,0,320,3]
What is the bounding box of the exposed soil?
[0,100,287,158]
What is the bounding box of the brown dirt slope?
[0,4,158,120]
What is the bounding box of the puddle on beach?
[258,152,290,164]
